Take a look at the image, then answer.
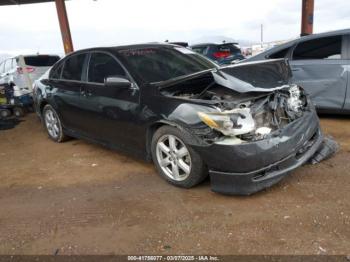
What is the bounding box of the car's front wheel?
[151,125,207,188]
[42,104,68,142]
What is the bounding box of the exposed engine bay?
[160,71,309,144]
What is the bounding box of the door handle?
[291,68,301,72]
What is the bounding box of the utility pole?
[55,0,74,54]
[301,0,314,36]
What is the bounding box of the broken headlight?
[197,108,255,136]
[287,85,303,112]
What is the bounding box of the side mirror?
[105,76,131,88]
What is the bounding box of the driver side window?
[292,35,342,60]
[88,53,126,84]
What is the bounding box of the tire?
[151,125,208,188]
[0,109,11,118]
[42,104,68,142]
[13,107,25,117]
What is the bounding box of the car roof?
[245,28,350,61]
[69,43,182,56]
[271,28,350,49]
[295,28,350,42]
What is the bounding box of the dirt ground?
[0,114,349,255]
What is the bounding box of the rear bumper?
[209,128,323,195]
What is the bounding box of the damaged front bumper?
[209,129,323,195]
[193,110,332,195]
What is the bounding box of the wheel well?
[146,122,166,161]
[145,121,191,161]
[39,101,48,115]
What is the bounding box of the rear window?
[50,62,64,79]
[62,54,87,81]
[216,44,242,55]
[23,55,60,67]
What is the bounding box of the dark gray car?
[243,29,350,114]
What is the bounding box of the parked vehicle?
[0,54,60,110]
[0,83,26,118]
[33,44,336,195]
[191,42,245,65]
[242,29,350,114]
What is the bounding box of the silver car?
[242,29,350,114]
[0,54,60,96]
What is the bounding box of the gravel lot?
[0,114,349,255]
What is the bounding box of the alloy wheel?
[44,109,60,139]
[156,134,192,181]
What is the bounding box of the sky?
[0,0,349,55]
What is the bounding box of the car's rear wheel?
[13,107,25,117]
[151,125,207,188]
[42,104,68,142]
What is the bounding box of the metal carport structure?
[0,0,315,54]
[0,0,73,54]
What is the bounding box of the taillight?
[17,67,35,74]
[213,51,230,59]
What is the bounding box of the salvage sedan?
[33,44,336,195]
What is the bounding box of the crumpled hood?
[155,58,293,94]
[216,58,292,93]
[212,71,289,93]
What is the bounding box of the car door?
[79,51,143,152]
[342,34,350,111]
[289,34,347,111]
[48,52,90,133]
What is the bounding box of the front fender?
[166,103,217,126]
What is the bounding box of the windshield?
[117,46,216,83]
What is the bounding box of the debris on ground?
[309,136,339,164]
